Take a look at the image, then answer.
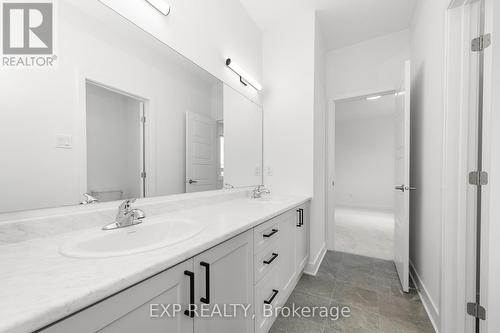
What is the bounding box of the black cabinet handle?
[296,209,302,227]
[299,208,304,226]
[184,270,195,318]
[263,253,279,265]
[263,228,278,238]
[264,289,279,305]
[200,262,210,304]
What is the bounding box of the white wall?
[0,1,217,212]
[86,84,142,201]
[335,96,395,210]
[326,29,410,100]
[224,85,263,188]
[409,0,450,324]
[98,0,262,104]
[263,11,315,196]
[312,17,328,271]
[263,11,327,272]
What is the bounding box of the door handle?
[184,270,195,318]
[394,185,405,192]
[264,289,279,305]
[188,179,198,184]
[200,262,210,304]
[406,186,417,191]
[263,253,279,265]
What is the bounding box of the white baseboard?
[304,243,326,276]
[409,261,440,332]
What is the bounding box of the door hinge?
[141,116,146,123]
[467,302,486,320]
[141,171,146,179]
[469,171,488,185]
[472,33,491,52]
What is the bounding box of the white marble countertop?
[0,194,310,333]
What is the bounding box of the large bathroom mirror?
[0,0,263,213]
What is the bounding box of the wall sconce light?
[225,58,262,91]
[145,0,171,15]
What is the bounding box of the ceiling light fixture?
[366,95,382,100]
[145,0,171,15]
[225,58,262,91]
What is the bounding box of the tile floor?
[335,207,394,260]
[270,251,435,333]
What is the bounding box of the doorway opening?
[327,61,411,293]
[331,91,397,260]
[85,81,147,202]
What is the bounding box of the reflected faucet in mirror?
[102,199,146,231]
[80,193,98,205]
[252,185,270,199]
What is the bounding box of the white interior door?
[394,60,411,292]
[186,112,217,193]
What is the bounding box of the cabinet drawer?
[254,215,282,252]
[254,266,281,333]
[254,240,281,283]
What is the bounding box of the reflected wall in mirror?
[0,0,262,213]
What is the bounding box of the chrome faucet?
[102,198,146,230]
[80,193,98,205]
[252,185,271,199]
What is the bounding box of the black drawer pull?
[184,270,195,318]
[300,208,304,226]
[264,289,279,305]
[263,253,279,265]
[200,262,210,304]
[296,209,302,227]
[263,229,278,238]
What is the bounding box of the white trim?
[410,262,440,333]
[441,1,481,332]
[304,242,326,276]
[76,72,155,201]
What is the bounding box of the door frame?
[76,73,154,201]
[325,89,398,251]
[441,0,493,331]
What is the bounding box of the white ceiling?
[239,0,417,51]
[336,94,396,122]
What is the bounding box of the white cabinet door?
[194,230,254,333]
[42,260,194,333]
[295,205,309,272]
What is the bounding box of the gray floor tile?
[272,251,435,333]
[325,305,381,333]
[379,315,435,333]
[332,281,379,312]
[295,272,336,298]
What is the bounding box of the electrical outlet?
[266,167,273,176]
[255,167,261,176]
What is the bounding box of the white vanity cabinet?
[40,203,310,333]
[253,202,310,333]
[42,259,194,333]
[193,230,254,333]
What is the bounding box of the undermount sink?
[60,218,204,259]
